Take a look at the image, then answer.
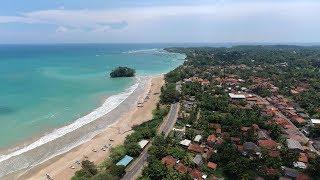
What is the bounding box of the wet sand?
[17,75,164,180]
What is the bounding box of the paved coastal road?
[121,102,179,180]
[160,102,179,136]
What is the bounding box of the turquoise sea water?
[0,44,185,149]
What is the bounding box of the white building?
[311,119,320,125]
[194,135,202,142]
[180,139,191,147]
[138,140,149,149]
[229,93,246,99]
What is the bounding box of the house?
[264,168,278,176]
[229,93,246,99]
[138,140,149,149]
[258,139,278,150]
[202,174,208,179]
[279,177,292,180]
[269,150,280,158]
[116,155,133,167]
[180,139,191,147]
[188,144,204,153]
[252,124,260,130]
[230,137,241,144]
[161,156,177,167]
[283,167,299,178]
[292,116,306,124]
[312,140,320,151]
[207,162,217,170]
[311,119,320,126]
[241,126,251,132]
[296,174,310,180]
[175,163,189,174]
[293,162,307,169]
[242,142,261,156]
[211,123,221,129]
[194,135,202,142]
[287,138,303,151]
[203,148,213,160]
[216,128,222,134]
[275,117,289,126]
[257,130,270,140]
[207,134,217,146]
[202,79,210,86]
[237,145,244,152]
[190,169,203,180]
[193,154,203,166]
[298,153,308,163]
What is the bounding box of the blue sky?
[0,0,320,43]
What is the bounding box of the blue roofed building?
[116,155,133,167]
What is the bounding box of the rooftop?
[193,154,203,166]
[258,139,278,150]
[138,140,149,149]
[188,144,204,153]
[311,119,320,124]
[207,134,217,143]
[194,135,202,142]
[180,139,191,147]
[287,138,303,151]
[207,162,217,170]
[116,155,133,167]
[161,156,177,167]
[229,93,246,99]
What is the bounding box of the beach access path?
[16,75,164,180]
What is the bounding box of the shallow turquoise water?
[0,44,185,149]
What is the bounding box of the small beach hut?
[138,140,149,149]
[116,155,133,167]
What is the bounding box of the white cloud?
[1,1,320,43]
[1,1,320,31]
[55,26,69,33]
[0,16,39,24]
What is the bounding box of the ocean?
[0,44,185,177]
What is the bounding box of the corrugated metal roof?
[116,155,133,166]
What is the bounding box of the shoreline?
[9,75,164,180]
[0,77,142,178]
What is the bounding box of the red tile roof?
[269,150,280,158]
[175,163,188,174]
[284,124,295,129]
[216,128,222,134]
[298,153,308,163]
[161,156,176,167]
[258,139,278,150]
[296,174,310,180]
[211,123,221,129]
[237,145,244,151]
[207,134,217,143]
[188,144,204,153]
[190,169,202,180]
[230,137,241,144]
[241,126,251,132]
[293,116,306,124]
[252,124,260,130]
[207,162,217,170]
[274,117,289,125]
[265,168,278,176]
[216,138,223,145]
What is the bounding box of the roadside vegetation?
[72,85,175,180]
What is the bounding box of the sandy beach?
[14,75,164,180]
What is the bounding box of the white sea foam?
[0,79,140,164]
[124,48,171,55]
